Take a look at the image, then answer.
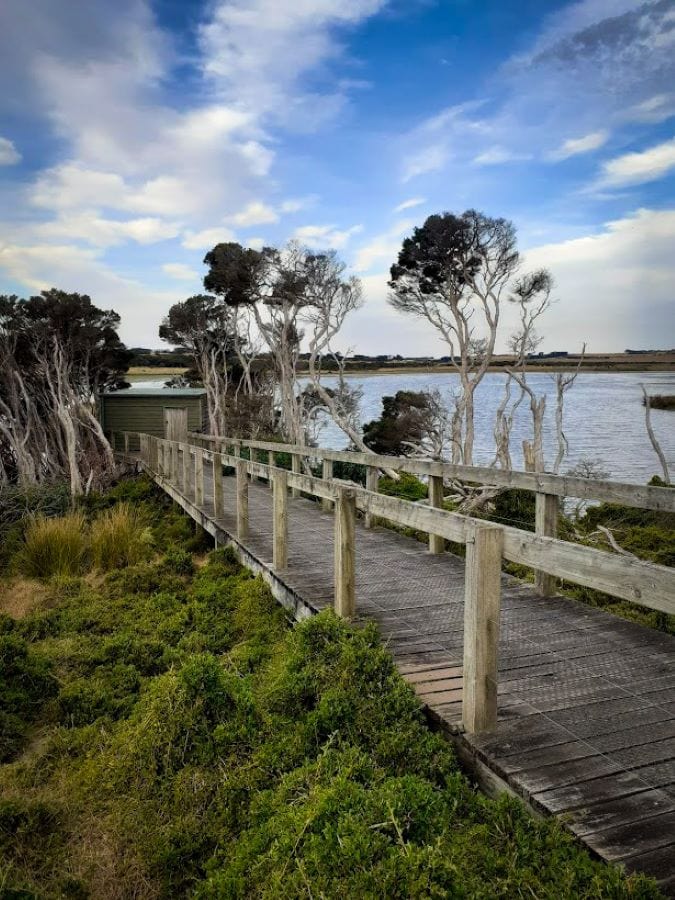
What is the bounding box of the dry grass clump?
[90,503,153,572]
[17,513,88,579]
[0,578,50,619]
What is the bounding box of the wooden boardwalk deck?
[148,456,675,892]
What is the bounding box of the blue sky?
[1,0,674,353]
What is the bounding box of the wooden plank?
[334,486,356,619]
[322,459,333,512]
[462,523,503,734]
[213,451,223,517]
[291,452,301,499]
[236,459,249,541]
[365,466,379,528]
[583,810,675,862]
[195,447,204,506]
[534,492,558,596]
[273,468,288,570]
[569,788,675,837]
[428,474,445,554]
[182,444,191,497]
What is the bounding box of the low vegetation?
[644,394,675,410]
[0,476,661,897]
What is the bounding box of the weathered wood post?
[535,492,558,596]
[364,466,379,528]
[236,459,249,540]
[268,451,275,490]
[321,459,333,512]
[462,522,503,734]
[291,452,301,498]
[182,444,191,496]
[428,473,444,554]
[171,442,179,485]
[195,447,204,506]
[158,440,165,477]
[124,432,130,455]
[213,450,224,517]
[334,485,356,619]
[273,468,288,569]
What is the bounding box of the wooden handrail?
[188,432,675,512]
[129,433,675,733]
[135,434,675,616]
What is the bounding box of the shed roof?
[102,388,206,398]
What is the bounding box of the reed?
[18,512,88,578]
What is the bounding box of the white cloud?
[622,93,675,125]
[198,0,387,128]
[182,227,237,251]
[596,137,675,188]
[162,262,199,281]
[548,130,609,161]
[230,201,279,227]
[0,137,21,165]
[401,144,447,182]
[246,237,265,250]
[473,146,531,166]
[35,212,179,247]
[352,219,414,272]
[522,207,675,351]
[31,164,128,210]
[0,239,180,346]
[393,197,425,213]
[292,223,363,250]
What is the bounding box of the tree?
[389,210,522,465]
[203,241,364,449]
[363,391,442,456]
[0,289,130,493]
[159,294,240,436]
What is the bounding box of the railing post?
[291,452,301,498]
[535,492,558,596]
[213,451,223,517]
[268,451,275,490]
[364,466,378,528]
[182,444,191,496]
[462,523,503,734]
[171,442,179,484]
[334,486,356,619]
[158,440,165,477]
[321,459,333,512]
[273,468,288,569]
[236,459,249,540]
[428,474,444,554]
[195,447,204,506]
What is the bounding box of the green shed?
[99,389,208,441]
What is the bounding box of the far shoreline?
[127,361,675,378]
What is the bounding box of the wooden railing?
[117,431,675,734]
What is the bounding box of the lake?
[126,370,674,484]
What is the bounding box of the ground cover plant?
[0,477,663,897]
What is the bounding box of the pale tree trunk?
[642,386,670,484]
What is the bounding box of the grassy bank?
[0,477,661,897]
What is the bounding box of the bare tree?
[389,210,522,464]
[552,344,586,474]
[641,386,671,484]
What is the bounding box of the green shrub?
[378,472,428,501]
[16,512,88,578]
[90,503,153,572]
[0,630,56,760]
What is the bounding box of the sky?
[0,0,674,354]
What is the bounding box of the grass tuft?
[16,513,88,579]
[90,503,153,572]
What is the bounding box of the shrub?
[0,630,56,760]
[16,512,88,579]
[90,503,153,572]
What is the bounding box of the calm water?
[126,371,674,483]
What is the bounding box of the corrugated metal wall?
[101,396,205,438]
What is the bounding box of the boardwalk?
[141,448,674,892]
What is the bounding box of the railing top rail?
[138,433,675,615]
[187,432,675,513]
